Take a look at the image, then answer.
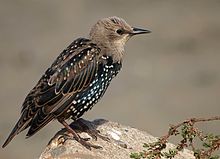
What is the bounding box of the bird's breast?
[64,56,122,120]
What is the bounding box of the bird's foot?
[57,131,102,150]
[76,135,102,150]
[84,128,110,142]
[58,119,102,150]
[71,118,110,142]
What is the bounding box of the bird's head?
[89,16,151,62]
[89,16,151,48]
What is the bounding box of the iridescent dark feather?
[2,16,147,149]
[2,38,101,147]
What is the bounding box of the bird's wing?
[36,38,100,111]
[2,38,101,147]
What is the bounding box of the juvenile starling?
[2,16,150,148]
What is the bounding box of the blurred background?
[0,0,220,158]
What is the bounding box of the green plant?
[130,116,220,159]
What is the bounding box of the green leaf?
[143,143,149,148]
[202,142,211,148]
[209,155,220,159]
[130,152,142,159]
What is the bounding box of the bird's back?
[2,16,149,148]
[2,37,122,148]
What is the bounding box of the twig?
[130,116,220,159]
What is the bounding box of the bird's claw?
[73,118,110,142]
[57,135,71,145]
[57,132,101,149]
[77,137,102,150]
[86,129,110,142]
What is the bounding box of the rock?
[39,119,195,159]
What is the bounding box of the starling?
[2,16,150,149]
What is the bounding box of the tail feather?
[2,117,31,148]
[26,115,53,138]
[2,128,17,148]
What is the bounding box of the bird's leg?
[75,118,110,142]
[58,119,102,150]
[58,119,80,140]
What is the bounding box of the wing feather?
[2,38,101,148]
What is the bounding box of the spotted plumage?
[2,16,150,149]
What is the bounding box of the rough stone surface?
[39,119,195,159]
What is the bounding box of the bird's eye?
[116,29,123,35]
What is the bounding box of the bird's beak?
[131,27,151,35]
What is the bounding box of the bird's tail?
[2,117,30,148]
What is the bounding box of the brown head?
[89,16,151,62]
